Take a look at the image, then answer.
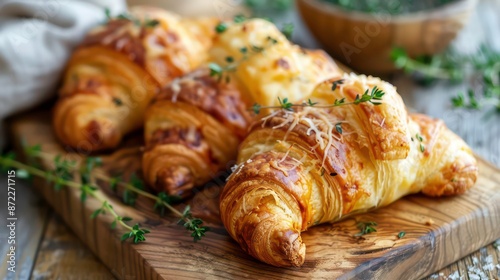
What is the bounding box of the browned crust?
[156,165,195,197]
[222,109,478,267]
[81,20,148,66]
[341,85,410,160]
[153,68,253,139]
[221,151,307,267]
[224,152,306,213]
[247,112,366,209]
[421,159,478,196]
[146,126,218,166]
[411,113,478,196]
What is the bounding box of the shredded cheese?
[170,79,181,102]
[278,143,294,163]
[261,106,343,169]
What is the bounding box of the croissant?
[142,68,252,196]
[142,18,340,196]
[53,7,216,151]
[220,73,478,267]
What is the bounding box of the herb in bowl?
[321,0,459,15]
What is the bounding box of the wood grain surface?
[7,111,500,280]
[31,213,114,280]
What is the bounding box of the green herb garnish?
[215,22,228,33]
[143,19,160,28]
[251,86,385,113]
[331,79,345,91]
[322,0,456,15]
[354,86,385,105]
[307,99,318,106]
[0,143,209,243]
[278,97,293,111]
[415,133,425,153]
[335,123,343,134]
[112,97,123,106]
[178,205,209,242]
[355,221,378,237]
[209,36,279,84]
[233,14,247,23]
[281,23,294,40]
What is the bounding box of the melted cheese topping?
[209,19,340,106]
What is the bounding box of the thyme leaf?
[331,79,345,91]
[281,23,294,40]
[354,221,378,237]
[335,123,343,134]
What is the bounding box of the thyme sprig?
[245,0,294,13]
[323,0,456,15]
[0,144,209,243]
[251,81,385,114]
[0,151,149,243]
[92,168,208,242]
[178,206,209,242]
[391,46,500,114]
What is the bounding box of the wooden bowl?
[297,0,477,74]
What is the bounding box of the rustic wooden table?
[1,0,499,279]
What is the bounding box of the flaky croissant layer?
[53,7,216,151]
[143,68,252,197]
[220,73,478,267]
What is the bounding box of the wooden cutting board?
[9,111,500,280]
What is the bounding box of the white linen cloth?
[0,0,126,149]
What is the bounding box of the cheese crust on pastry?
[220,73,478,267]
[209,18,340,106]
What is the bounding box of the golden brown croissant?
[53,7,216,151]
[142,18,340,196]
[142,68,252,196]
[220,73,478,267]
[209,18,340,106]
